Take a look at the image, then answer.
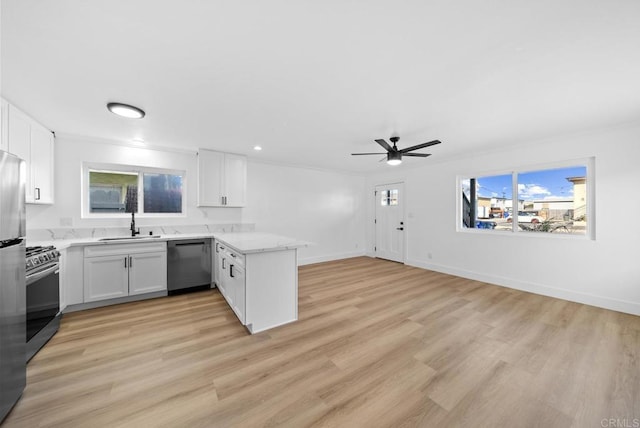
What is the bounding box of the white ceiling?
[2,0,640,173]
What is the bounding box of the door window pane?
[381,189,398,206]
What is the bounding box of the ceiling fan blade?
[375,139,393,152]
[351,153,387,156]
[403,153,431,157]
[379,156,387,162]
[399,139,442,153]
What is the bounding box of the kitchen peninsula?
[29,229,309,334]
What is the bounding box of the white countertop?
[214,232,311,254]
[28,232,311,254]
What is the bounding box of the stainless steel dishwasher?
[167,239,212,294]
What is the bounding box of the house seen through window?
[87,166,184,216]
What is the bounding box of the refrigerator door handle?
[0,238,24,249]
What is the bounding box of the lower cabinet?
[83,243,167,303]
[84,254,130,301]
[229,262,245,323]
[214,241,224,296]
[217,246,246,324]
[213,239,297,334]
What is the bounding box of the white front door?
[375,183,405,263]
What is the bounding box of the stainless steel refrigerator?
[0,150,26,423]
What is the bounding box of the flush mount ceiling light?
[253,145,262,151]
[107,102,145,119]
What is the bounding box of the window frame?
[456,157,595,240]
[82,162,187,219]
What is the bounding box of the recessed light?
[253,145,262,151]
[131,138,145,146]
[107,102,145,119]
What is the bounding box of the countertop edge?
[29,232,312,254]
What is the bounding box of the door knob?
[396,227,404,231]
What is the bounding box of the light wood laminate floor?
[4,257,639,427]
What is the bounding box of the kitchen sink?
[99,235,162,241]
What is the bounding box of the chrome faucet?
[130,212,140,237]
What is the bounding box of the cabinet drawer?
[224,248,245,267]
[84,242,167,258]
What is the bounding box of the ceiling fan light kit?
[387,151,402,166]
[352,136,442,166]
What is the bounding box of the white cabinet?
[213,238,297,333]
[216,245,246,323]
[213,241,223,292]
[1,99,8,152]
[84,255,130,301]
[223,153,247,207]
[5,101,54,204]
[229,261,245,323]
[30,124,55,204]
[83,243,167,303]
[128,252,168,295]
[197,149,246,207]
[60,246,85,309]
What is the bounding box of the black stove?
[25,245,61,362]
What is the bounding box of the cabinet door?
[7,105,33,201]
[229,262,245,324]
[84,255,129,302]
[197,149,224,207]
[213,241,221,286]
[224,153,247,207]
[30,123,54,204]
[219,253,232,305]
[129,251,167,295]
[1,99,8,151]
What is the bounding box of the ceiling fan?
[351,136,442,165]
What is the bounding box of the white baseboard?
[298,251,366,266]
[405,258,640,316]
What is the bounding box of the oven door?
[26,263,60,342]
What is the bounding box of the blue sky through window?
[464,166,586,201]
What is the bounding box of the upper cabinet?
[197,149,246,207]
[0,99,8,152]
[4,101,55,204]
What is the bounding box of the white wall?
[365,122,640,315]
[244,160,367,265]
[26,135,243,230]
[27,135,367,264]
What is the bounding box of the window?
[459,159,593,237]
[84,164,185,217]
[461,174,512,231]
[143,173,183,213]
[89,171,138,213]
[516,166,587,235]
[380,189,398,206]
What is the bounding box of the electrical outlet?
[60,217,72,227]
[427,252,433,259]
